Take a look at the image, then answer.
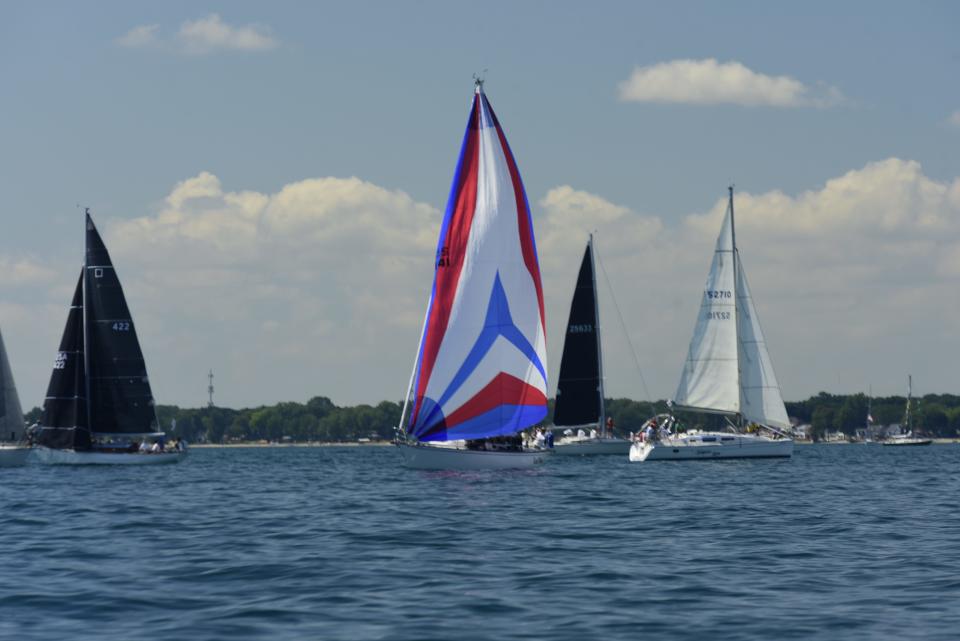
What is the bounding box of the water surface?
[1,444,958,640]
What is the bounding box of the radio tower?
[207,369,215,408]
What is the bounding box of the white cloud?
[115,14,277,54]
[0,257,57,288]
[176,14,277,54]
[618,58,842,107]
[106,172,438,407]
[534,160,960,405]
[948,110,960,128]
[27,159,958,409]
[116,24,159,48]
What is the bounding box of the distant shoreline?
[190,438,960,448]
[191,441,394,448]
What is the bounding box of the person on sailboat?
[644,422,655,443]
[532,429,546,449]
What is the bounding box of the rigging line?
[594,244,656,418]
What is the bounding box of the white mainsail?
[736,257,789,429]
[673,188,789,428]
[0,329,25,442]
[673,202,740,415]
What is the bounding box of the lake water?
[1,444,958,640]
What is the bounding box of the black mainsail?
[553,237,605,429]
[38,213,158,450]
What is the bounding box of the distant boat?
[396,79,549,470]
[630,187,793,462]
[34,211,185,465]
[0,328,29,467]
[551,236,632,456]
[882,375,932,447]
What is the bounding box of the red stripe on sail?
[424,372,548,437]
[489,100,546,336]
[412,94,482,427]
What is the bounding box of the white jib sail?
[735,256,790,429]
[0,329,25,441]
[673,204,740,414]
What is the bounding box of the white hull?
[35,447,187,465]
[0,445,31,467]
[552,437,632,456]
[397,443,545,470]
[881,438,932,446]
[630,433,793,462]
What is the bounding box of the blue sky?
[1,2,959,409]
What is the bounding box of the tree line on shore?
[22,391,960,443]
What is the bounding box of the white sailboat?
[395,79,549,470]
[552,235,632,455]
[882,375,932,446]
[630,187,793,462]
[0,328,30,467]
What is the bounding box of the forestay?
[405,83,548,442]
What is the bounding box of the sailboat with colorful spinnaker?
[34,211,185,465]
[630,187,793,462]
[395,80,549,470]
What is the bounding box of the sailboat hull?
[0,445,31,467]
[881,438,932,446]
[552,437,632,456]
[397,443,545,470]
[34,447,187,465]
[630,434,793,462]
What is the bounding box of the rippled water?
[2,444,959,640]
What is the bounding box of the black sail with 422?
[38,214,158,450]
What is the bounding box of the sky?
[1,1,959,410]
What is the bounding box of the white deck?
[397,443,546,470]
[629,432,793,461]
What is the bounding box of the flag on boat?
[406,82,548,442]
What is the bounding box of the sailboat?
[551,235,632,455]
[0,328,30,467]
[630,187,793,462]
[396,79,549,470]
[34,211,185,465]
[882,375,932,446]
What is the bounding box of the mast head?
[473,70,487,94]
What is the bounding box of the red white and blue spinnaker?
[403,82,548,443]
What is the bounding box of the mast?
[82,208,93,434]
[208,369,215,408]
[589,234,606,436]
[729,186,744,428]
[905,374,912,433]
